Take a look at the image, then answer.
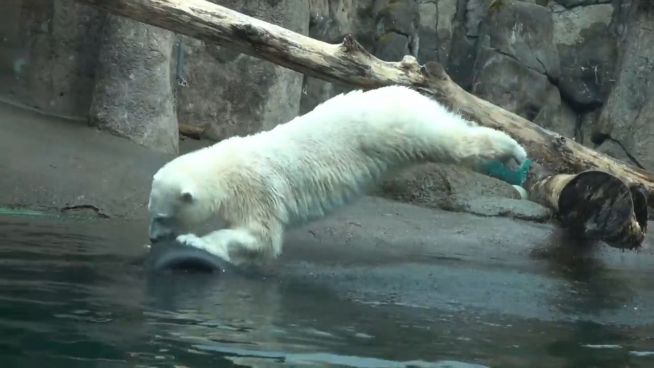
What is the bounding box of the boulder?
[377,163,520,204]
[374,163,552,222]
[471,2,560,121]
[89,16,178,154]
[534,94,579,139]
[472,49,559,121]
[550,3,617,108]
[478,1,560,80]
[175,0,310,141]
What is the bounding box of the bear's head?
[147,166,215,242]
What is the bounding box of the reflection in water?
[0,216,653,367]
[532,229,634,314]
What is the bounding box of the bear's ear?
[180,190,194,203]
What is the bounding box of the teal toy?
[481,159,532,186]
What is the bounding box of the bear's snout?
[148,219,177,243]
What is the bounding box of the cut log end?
[551,171,646,249]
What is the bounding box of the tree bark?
[73,0,651,247]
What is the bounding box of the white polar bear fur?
[147,85,528,266]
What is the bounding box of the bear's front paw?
[176,233,231,262]
[511,144,528,166]
[176,233,208,251]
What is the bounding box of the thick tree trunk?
[74,0,651,247]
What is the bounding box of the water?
[0,215,653,368]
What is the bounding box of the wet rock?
[60,204,110,219]
[595,1,654,171]
[454,197,552,223]
[551,3,616,108]
[175,0,309,141]
[0,100,171,220]
[89,16,178,154]
[372,163,551,221]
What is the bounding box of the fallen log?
[73,0,651,248]
[525,164,648,249]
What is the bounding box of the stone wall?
[296,0,650,216]
[174,0,309,142]
[0,0,309,153]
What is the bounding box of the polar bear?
[147,85,527,266]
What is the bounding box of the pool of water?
[1,214,653,368]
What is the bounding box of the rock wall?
[296,0,653,215]
[0,0,309,153]
[88,15,178,154]
[595,0,654,170]
[174,0,309,142]
[0,0,104,119]
[302,0,652,172]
